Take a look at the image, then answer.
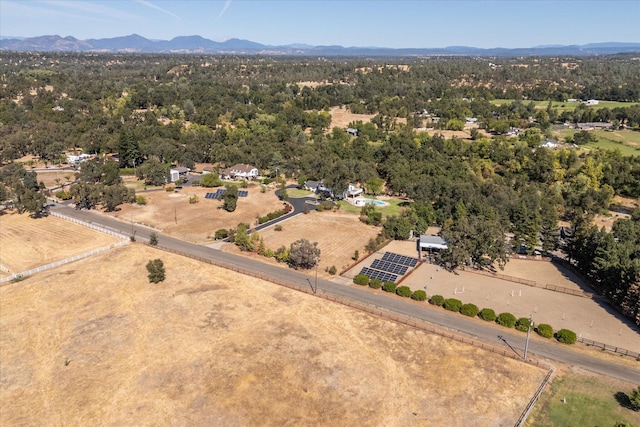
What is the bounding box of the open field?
[0,213,121,273]
[226,210,381,277]
[35,170,76,189]
[328,105,406,129]
[0,244,548,426]
[490,99,640,111]
[554,129,640,156]
[346,241,640,351]
[105,183,285,243]
[526,367,640,427]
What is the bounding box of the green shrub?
[556,329,577,344]
[328,265,337,275]
[444,298,462,312]
[274,245,290,263]
[201,173,222,187]
[460,303,479,317]
[119,167,135,175]
[411,290,427,301]
[496,312,517,328]
[515,317,532,332]
[214,229,229,240]
[429,294,445,306]
[191,180,201,186]
[316,204,324,212]
[369,278,382,289]
[55,190,71,200]
[274,224,283,231]
[354,274,369,286]
[263,248,274,258]
[478,308,496,322]
[165,185,174,192]
[382,281,396,293]
[396,286,411,298]
[536,324,554,339]
[136,195,147,205]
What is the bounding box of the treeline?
[0,52,638,324]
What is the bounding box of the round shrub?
[396,286,412,298]
[515,317,532,332]
[556,329,577,344]
[369,278,382,289]
[429,295,445,306]
[354,274,369,286]
[536,324,554,339]
[382,281,397,293]
[411,290,427,301]
[478,308,497,322]
[328,265,337,275]
[443,298,462,312]
[460,303,479,317]
[496,312,517,328]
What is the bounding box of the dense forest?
[0,52,638,324]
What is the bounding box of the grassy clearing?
[490,99,639,110]
[526,370,640,427]
[554,129,640,156]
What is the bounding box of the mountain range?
[1,34,639,56]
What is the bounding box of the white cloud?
[216,0,232,21]
[134,0,180,19]
[38,0,141,20]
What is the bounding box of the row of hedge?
[257,204,293,224]
[428,295,577,344]
[353,274,427,301]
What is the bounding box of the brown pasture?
[0,213,121,273]
[224,210,381,277]
[0,244,547,426]
[106,183,285,244]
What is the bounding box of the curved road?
[50,204,640,384]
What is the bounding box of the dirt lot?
[0,244,547,426]
[106,183,285,244]
[0,213,121,273]
[371,241,640,351]
[223,210,381,277]
[36,170,76,189]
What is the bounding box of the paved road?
[49,204,640,384]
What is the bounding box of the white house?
[220,164,259,180]
[343,183,363,199]
[584,99,599,106]
[169,169,180,183]
[419,235,449,251]
[67,154,92,164]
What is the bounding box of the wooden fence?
[578,337,640,359]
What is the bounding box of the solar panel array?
[359,267,397,283]
[371,259,408,275]
[205,192,216,199]
[238,190,248,197]
[382,252,419,267]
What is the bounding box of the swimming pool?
[363,199,386,206]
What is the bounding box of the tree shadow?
[614,391,636,411]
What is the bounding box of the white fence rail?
[49,211,129,240]
[0,211,131,284]
[0,240,129,284]
[0,264,10,273]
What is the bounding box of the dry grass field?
[0,244,548,426]
[0,213,121,273]
[106,184,285,243]
[36,170,75,189]
[328,106,407,129]
[225,210,381,277]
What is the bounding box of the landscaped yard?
[554,129,640,156]
[526,368,640,427]
[490,99,640,111]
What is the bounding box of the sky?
[1,0,639,49]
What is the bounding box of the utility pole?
[523,314,533,361]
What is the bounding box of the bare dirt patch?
[224,210,381,277]
[0,244,547,426]
[0,213,121,272]
[328,106,407,129]
[105,184,285,243]
[36,170,76,189]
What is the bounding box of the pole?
[524,314,533,361]
[314,261,318,294]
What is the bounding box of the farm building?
[220,164,259,180]
[169,169,180,183]
[346,128,359,136]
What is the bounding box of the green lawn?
[554,129,640,157]
[490,99,639,111]
[526,372,640,427]
[337,198,409,218]
[286,188,317,198]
